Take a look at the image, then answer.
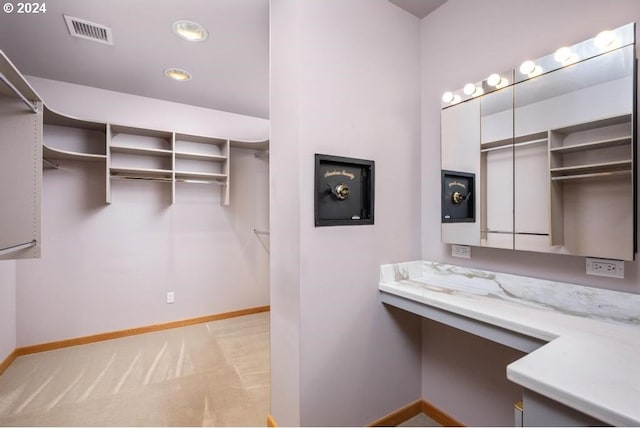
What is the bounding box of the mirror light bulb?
[472,87,484,97]
[463,83,476,95]
[487,73,501,87]
[595,30,616,50]
[554,47,572,63]
[451,94,461,104]
[496,77,509,89]
[519,60,536,75]
[528,65,543,78]
[442,92,454,103]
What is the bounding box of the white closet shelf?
[550,160,632,176]
[110,145,172,157]
[174,171,227,180]
[110,167,172,179]
[110,124,173,139]
[551,170,631,182]
[174,151,227,161]
[481,131,548,150]
[43,145,106,162]
[550,136,631,154]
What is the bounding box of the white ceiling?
[0,1,445,120]
[0,0,270,118]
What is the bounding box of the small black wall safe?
[315,154,374,226]
[441,170,475,223]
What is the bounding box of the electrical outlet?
[586,257,624,279]
[166,291,175,304]
[452,244,471,259]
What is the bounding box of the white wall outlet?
[452,244,471,259]
[166,291,175,304]
[586,257,624,279]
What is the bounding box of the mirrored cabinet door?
[441,98,481,246]
[481,86,514,249]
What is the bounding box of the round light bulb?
[472,87,484,97]
[528,65,543,78]
[487,73,501,87]
[562,53,579,66]
[164,68,192,81]
[173,20,209,42]
[463,83,476,95]
[519,60,536,75]
[594,30,615,50]
[451,95,462,104]
[442,92,454,103]
[554,47,572,63]
[496,77,509,89]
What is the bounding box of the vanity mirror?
[441,23,636,260]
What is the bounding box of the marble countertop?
[379,260,640,426]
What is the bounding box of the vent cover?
[64,15,113,45]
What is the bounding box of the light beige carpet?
[0,312,270,427]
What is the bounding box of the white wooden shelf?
[175,171,227,180]
[174,151,226,161]
[43,144,106,162]
[551,170,631,182]
[550,136,631,154]
[550,160,631,175]
[110,167,173,180]
[110,145,172,157]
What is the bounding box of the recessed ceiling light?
[165,68,192,81]
[172,20,208,42]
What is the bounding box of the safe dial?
[329,183,350,200]
[452,191,467,204]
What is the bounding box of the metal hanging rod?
[253,228,270,235]
[254,149,269,158]
[0,72,38,114]
[0,239,37,256]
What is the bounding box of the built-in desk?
[379,261,640,426]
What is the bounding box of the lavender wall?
[14,81,270,347]
[420,0,640,424]
[269,0,302,423]
[0,261,16,363]
[270,0,422,425]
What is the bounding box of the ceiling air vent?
[63,15,113,45]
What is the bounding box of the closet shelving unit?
[40,108,237,205]
[174,133,231,205]
[43,107,107,163]
[549,114,633,181]
[548,114,633,253]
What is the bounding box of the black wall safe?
[442,170,475,223]
[315,154,374,226]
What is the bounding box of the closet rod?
[0,239,37,256]
[0,72,38,114]
[253,229,270,235]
